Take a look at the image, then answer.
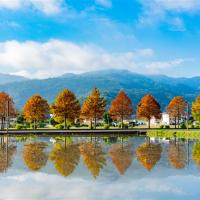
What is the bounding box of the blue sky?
[0,0,200,78]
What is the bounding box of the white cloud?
[139,0,200,13]
[145,58,185,72]
[0,0,64,15]
[154,0,200,12]
[0,39,156,79]
[95,0,112,8]
[138,0,200,28]
[0,39,189,79]
[0,173,198,200]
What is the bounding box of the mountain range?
[0,70,199,111]
[0,73,28,85]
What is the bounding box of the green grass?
[147,129,200,139]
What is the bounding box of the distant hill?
[0,70,199,111]
[0,73,28,85]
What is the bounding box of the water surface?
[0,135,200,200]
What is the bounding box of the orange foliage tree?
[109,90,133,128]
[0,92,16,130]
[79,142,106,178]
[137,95,161,128]
[23,95,49,129]
[168,142,186,169]
[80,88,105,129]
[51,89,80,129]
[136,142,162,171]
[49,142,80,176]
[167,96,186,128]
[23,142,48,171]
[109,143,133,175]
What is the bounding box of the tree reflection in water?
[136,142,162,171]
[109,142,133,175]
[79,139,106,178]
[192,142,200,167]
[0,136,16,173]
[168,141,187,169]
[23,142,48,171]
[49,139,80,177]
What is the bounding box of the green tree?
[192,96,200,123]
[103,112,112,125]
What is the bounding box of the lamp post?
[7,99,10,133]
[186,101,189,130]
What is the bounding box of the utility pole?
[7,99,10,133]
[186,101,189,130]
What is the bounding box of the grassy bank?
[147,129,200,140]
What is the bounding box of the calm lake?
[0,135,200,200]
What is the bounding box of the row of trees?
[22,89,161,129]
[1,89,200,129]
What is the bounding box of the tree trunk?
[94,116,97,130]
[90,120,93,130]
[34,120,36,129]
[178,115,180,128]
[2,117,5,130]
[64,114,67,129]
[175,117,177,129]
[121,115,124,129]
[148,118,151,129]
[178,108,180,128]
[1,118,3,130]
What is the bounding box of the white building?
[161,112,170,125]
[150,113,170,126]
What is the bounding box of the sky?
[0,0,200,79]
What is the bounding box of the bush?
[89,124,93,129]
[66,122,72,129]
[160,125,164,129]
[195,125,200,129]
[15,124,26,130]
[118,123,128,129]
[49,118,59,126]
[191,124,195,129]
[180,123,187,129]
[38,122,46,128]
[104,124,110,129]
[80,124,89,127]
[30,123,38,129]
[165,125,170,129]
[55,124,64,130]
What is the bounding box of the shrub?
[89,124,93,129]
[195,125,200,129]
[30,123,38,129]
[38,122,46,128]
[191,124,195,129]
[165,125,170,129]
[118,123,129,129]
[180,123,187,129]
[160,125,164,129]
[123,124,129,129]
[104,124,110,129]
[49,118,58,126]
[15,124,26,130]
[55,124,64,130]
[66,122,72,130]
